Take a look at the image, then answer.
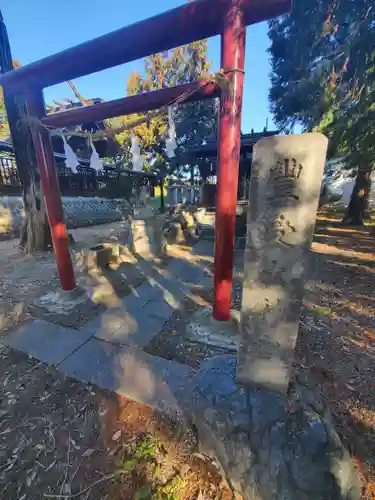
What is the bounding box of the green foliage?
[134,435,160,462]
[268,0,375,170]
[135,485,153,499]
[115,435,186,500]
[115,436,160,478]
[101,156,116,164]
[0,60,20,140]
[155,475,184,500]
[116,458,138,474]
[113,26,218,177]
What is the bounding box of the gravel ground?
[0,346,233,500]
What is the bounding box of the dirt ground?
[295,210,375,498]
[1,212,375,498]
[0,346,233,500]
[0,224,234,499]
[0,223,124,334]
[0,221,171,332]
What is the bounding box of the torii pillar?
[214,3,246,320]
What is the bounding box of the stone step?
[2,319,92,366]
[59,337,194,420]
[81,254,205,348]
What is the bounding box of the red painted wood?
[0,0,291,92]
[214,3,246,321]
[25,89,76,291]
[43,81,219,129]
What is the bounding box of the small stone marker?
[237,133,328,393]
[75,244,113,271]
[129,207,166,258]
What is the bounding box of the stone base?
[128,215,166,258]
[75,242,136,273]
[75,244,112,271]
[185,306,240,351]
[187,355,361,500]
[35,286,89,315]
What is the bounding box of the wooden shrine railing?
[0,152,157,198]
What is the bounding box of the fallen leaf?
[26,469,37,486]
[365,330,375,342]
[109,445,122,457]
[364,482,375,496]
[361,343,369,349]
[3,458,16,472]
[180,464,191,477]
[112,430,122,441]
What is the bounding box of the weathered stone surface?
[128,214,166,257]
[75,244,113,271]
[59,338,193,420]
[185,306,240,351]
[192,207,207,225]
[3,319,92,365]
[179,210,195,229]
[82,253,200,347]
[187,355,361,500]
[238,133,328,393]
[34,286,88,315]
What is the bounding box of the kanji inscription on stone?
[237,133,328,393]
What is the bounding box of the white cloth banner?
[62,136,79,173]
[131,131,144,171]
[89,137,103,173]
[166,106,177,159]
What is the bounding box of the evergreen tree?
[0,59,20,140]
[268,0,375,224]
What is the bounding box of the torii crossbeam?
[1,0,291,320]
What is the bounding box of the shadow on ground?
[292,215,375,492]
[0,348,232,499]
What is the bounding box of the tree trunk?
[343,166,372,226]
[4,90,52,251]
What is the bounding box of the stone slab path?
[2,241,213,418]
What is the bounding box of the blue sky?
[3,0,277,133]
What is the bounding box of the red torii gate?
[1,0,291,321]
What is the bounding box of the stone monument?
[237,133,328,393]
[183,136,359,500]
[128,205,166,258]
